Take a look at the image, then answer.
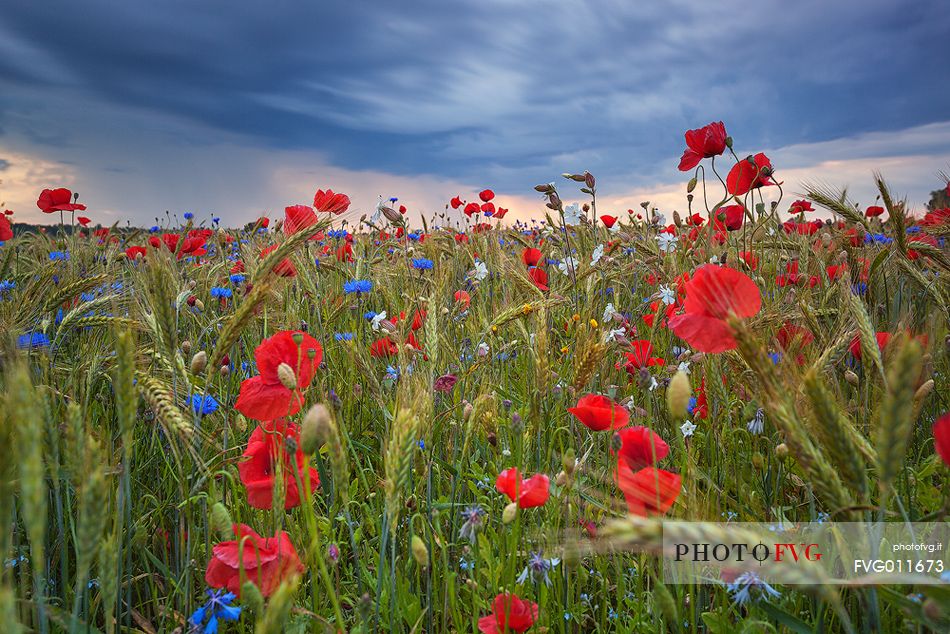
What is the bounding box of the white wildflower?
[680,420,696,437]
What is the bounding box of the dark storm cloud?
[0,0,948,204]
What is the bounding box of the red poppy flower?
[479,189,495,203]
[450,196,463,209]
[0,215,12,241]
[230,260,245,274]
[714,204,745,231]
[933,412,950,467]
[726,153,776,196]
[480,202,495,215]
[123,245,146,260]
[622,340,666,370]
[205,524,305,597]
[776,260,802,287]
[2,209,11,216]
[693,377,708,419]
[454,290,471,309]
[613,426,669,471]
[865,205,884,218]
[677,121,727,171]
[782,220,822,236]
[238,419,319,509]
[826,263,848,281]
[257,216,270,228]
[908,234,939,260]
[775,322,814,364]
[568,394,630,431]
[370,337,399,358]
[668,265,762,353]
[600,215,618,228]
[494,207,509,219]
[312,189,350,214]
[789,200,814,214]
[463,202,481,217]
[616,463,681,517]
[738,251,758,271]
[848,332,891,360]
[495,468,550,508]
[283,204,319,237]
[260,245,298,277]
[478,592,539,634]
[521,247,542,267]
[76,216,91,227]
[235,331,322,421]
[37,188,86,213]
[528,267,549,291]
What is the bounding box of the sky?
[1,0,949,226]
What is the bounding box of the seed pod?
[181,340,192,355]
[502,502,518,524]
[844,370,859,386]
[775,443,789,459]
[210,502,232,537]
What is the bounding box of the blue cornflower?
[17,333,50,349]
[210,287,232,299]
[343,280,372,294]
[212,217,220,224]
[408,231,422,241]
[184,212,194,220]
[727,571,781,605]
[81,292,96,302]
[149,225,160,233]
[906,226,921,234]
[229,274,246,285]
[389,197,398,203]
[334,332,354,342]
[363,310,378,320]
[411,258,434,270]
[458,504,486,543]
[686,396,697,415]
[190,589,241,634]
[0,280,15,296]
[49,251,69,261]
[851,283,868,295]
[517,552,561,585]
[190,394,219,415]
[769,352,783,365]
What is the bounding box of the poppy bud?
[486,431,497,446]
[190,351,207,374]
[381,205,402,223]
[186,295,197,307]
[301,403,330,454]
[548,192,561,208]
[752,452,764,470]
[640,201,650,209]
[667,371,691,419]
[411,534,428,566]
[181,340,192,355]
[672,210,682,226]
[277,362,297,390]
[923,598,943,621]
[534,183,553,193]
[241,581,265,614]
[502,502,518,524]
[844,370,859,386]
[584,171,595,189]
[582,203,590,212]
[555,471,569,487]
[194,299,204,311]
[821,232,832,247]
[463,401,473,422]
[219,364,230,376]
[725,136,733,148]
[686,177,697,193]
[210,502,232,537]
[775,443,789,459]
[562,448,576,475]
[637,367,652,390]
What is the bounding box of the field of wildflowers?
[1,123,949,632]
